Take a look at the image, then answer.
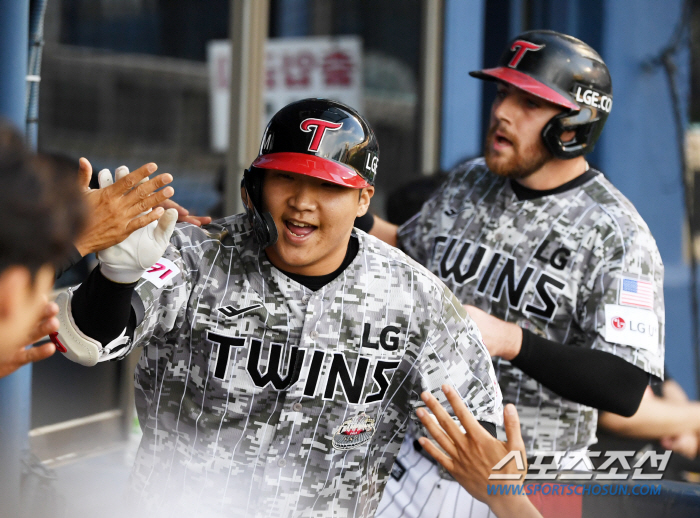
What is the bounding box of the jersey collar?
[509,168,600,201]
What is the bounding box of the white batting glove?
[97,166,179,283]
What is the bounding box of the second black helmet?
[470,30,613,159]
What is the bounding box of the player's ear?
[356,186,374,217]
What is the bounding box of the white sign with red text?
[207,36,362,152]
[604,304,659,352]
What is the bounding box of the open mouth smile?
[284,219,318,238]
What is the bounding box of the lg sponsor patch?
[604,304,659,352]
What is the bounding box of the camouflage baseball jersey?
[398,158,664,455]
[121,213,501,517]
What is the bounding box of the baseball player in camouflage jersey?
[52,99,502,517]
[367,31,664,517]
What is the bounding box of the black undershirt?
[509,168,599,201]
[275,236,359,291]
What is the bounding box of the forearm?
[662,379,689,403]
[71,266,136,343]
[368,215,398,247]
[511,330,649,416]
[599,397,700,438]
[489,495,543,518]
[55,245,84,280]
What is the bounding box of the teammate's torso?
[399,159,664,453]
[129,215,499,517]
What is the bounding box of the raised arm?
[54,166,179,366]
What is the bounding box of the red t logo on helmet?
[508,40,545,68]
[300,118,343,152]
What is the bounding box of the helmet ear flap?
[542,107,602,160]
[242,168,278,248]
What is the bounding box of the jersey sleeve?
[131,226,197,350]
[578,219,664,379]
[414,282,503,427]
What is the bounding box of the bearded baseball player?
[52,99,503,517]
[367,31,665,517]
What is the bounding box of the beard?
[484,123,552,179]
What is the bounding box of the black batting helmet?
[242,98,379,248]
[470,30,612,160]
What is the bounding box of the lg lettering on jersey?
[611,315,657,337]
[433,236,566,320]
[572,83,612,113]
[611,316,625,330]
[533,240,571,270]
[300,118,343,152]
[508,40,544,68]
[207,329,400,405]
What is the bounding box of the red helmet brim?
[470,67,580,111]
[252,152,370,189]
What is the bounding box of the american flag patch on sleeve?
[619,277,654,309]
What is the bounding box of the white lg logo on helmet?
[364,153,378,174]
[573,85,612,113]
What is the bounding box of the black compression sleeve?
[55,245,84,280]
[510,329,649,417]
[71,267,137,345]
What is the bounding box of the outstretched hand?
[74,158,175,255]
[416,386,541,518]
[159,199,212,227]
[0,298,59,379]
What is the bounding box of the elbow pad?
[52,288,131,366]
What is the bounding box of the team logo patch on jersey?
[332,413,375,451]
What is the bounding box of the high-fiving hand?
[0,298,59,379]
[74,158,175,256]
[416,386,541,518]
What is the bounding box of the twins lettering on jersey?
[206,326,401,405]
[433,236,567,320]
